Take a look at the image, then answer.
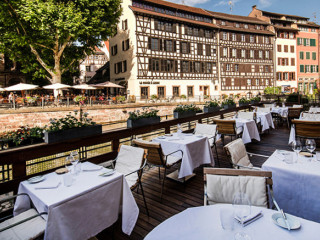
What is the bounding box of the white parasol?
[43,83,71,90]
[73,84,97,90]
[0,87,5,91]
[4,83,39,91]
[92,81,124,88]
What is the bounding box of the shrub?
[204,99,220,108]
[174,104,201,113]
[128,107,159,120]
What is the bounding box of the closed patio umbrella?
[43,83,71,90]
[5,83,39,91]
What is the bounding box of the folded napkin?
[35,181,61,190]
[235,210,263,227]
[82,164,103,171]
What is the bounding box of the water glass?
[316,151,320,161]
[306,139,316,156]
[63,172,73,187]
[65,156,73,174]
[233,192,251,240]
[74,162,81,175]
[292,140,302,163]
[220,207,234,231]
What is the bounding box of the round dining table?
[145,204,320,240]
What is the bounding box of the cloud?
[167,0,210,6]
[259,0,272,8]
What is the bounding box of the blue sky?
[167,0,320,22]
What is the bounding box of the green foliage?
[239,97,250,104]
[174,104,201,113]
[45,111,96,132]
[286,93,308,104]
[264,87,281,95]
[128,107,159,120]
[116,95,126,102]
[151,94,158,100]
[180,94,187,99]
[221,98,235,106]
[73,95,87,105]
[250,96,261,102]
[204,99,219,108]
[0,0,122,82]
[0,126,43,146]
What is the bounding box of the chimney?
[252,5,257,10]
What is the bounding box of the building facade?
[249,6,320,93]
[0,54,26,88]
[109,0,275,100]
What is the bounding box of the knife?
[273,198,291,230]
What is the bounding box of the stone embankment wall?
[0,103,195,132]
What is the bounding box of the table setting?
[153,126,214,179]
[272,106,288,117]
[256,111,275,131]
[262,141,320,222]
[231,117,260,144]
[13,152,139,240]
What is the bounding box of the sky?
[167,0,320,23]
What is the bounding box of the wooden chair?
[292,120,320,141]
[0,194,47,239]
[99,144,149,216]
[193,123,220,166]
[203,168,273,208]
[286,107,303,128]
[132,139,182,201]
[214,119,243,145]
[224,138,268,170]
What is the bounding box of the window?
[283,72,288,80]
[241,34,245,42]
[165,22,173,32]
[310,39,316,46]
[232,33,236,41]
[290,45,294,53]
[193,28,199,36]
[300,52,304,60]
[181,61,189,73]
[250,50,254,58]
[122,19,128,30]
[181,42,190,54]
[259,50,263,59]
[122,39,130,51]
[311,65,316,73]
[300,65,304,73]
[149,59,160,71]
[197,43,203,55]
[205,44,211,56]
[277,45,281,52]
[187,86,194,97]
[232,49,237,58]
[222,32,228,40]
[111,45,118,56]
[235,64,239,72]
[86,66,91,72]
[305,65,310,72]
[221,21,226,26]
[250,35,254,43]
[241,49,246,58]
[312,52,317,60]
[206,63,212,73]
[305,38,310,46]
[265,37,269,44]
[235,23,240,28]
[247,79,251,86]
[265,51,269,59]
[223,48,228,57]
[226,64,230,71]
[186,26,193,35]
[289,32,294,39]
[289,72,295,80]
[297,38,303,45]
[161,59,175,72]
[172,86,180,97]
[291,58,295,66]
[244,24,248,29]
[306,52,310,60]
[157,87,165,98]
[256,25,261,30]
[277,72,282,80]
[122,60,127,73]
[205,30,212,38]
[114,61,122,74]
[256,79,259,85]
[284,45,288,52]
[140,87,149,100]
[165,40,174,52]
[284,32,288,39]
[150,38,159,50]
[266,79,269,85]
[265,66,269,72]
[194,62,200,73]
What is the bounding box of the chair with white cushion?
[257,107,271,113]
[214,119,243,145]
[194,123,219,166]
[100,144,149,216]
[237,111,256,120]
[264,103,275,108]
[132,139,182,200]
[224,138,268,170]
[0,194,47,240]
[203,168,273,208]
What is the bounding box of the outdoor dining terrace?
[0,101,320,240]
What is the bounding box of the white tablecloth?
[236,119,260,144]
[272,107,288,117]
[14,162,139,240]
[262,151,320,222]
[257,112,274,131]
[145,204,320,240]
[288,117,320,144]
[153,134,214,178]
[309,107,320,113]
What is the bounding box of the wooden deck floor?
[98,127,291,240]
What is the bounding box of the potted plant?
[221,99,236,109]
[239,97,250,107]
[44,111,102,144]
[173,104,200,119]
[180,94,187,100]
[204,100,220,113]
[127,107,160,128]
[250,96,261,104]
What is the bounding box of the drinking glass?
[306,139,316,157]
[233,192,251,240]
[65,156,73,174]
[70,151,79,175]
[220,207,234,231]
[316,151,320,161]
[292,140,302,163]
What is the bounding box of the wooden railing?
[0,104,260,195]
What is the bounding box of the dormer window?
[221,21,226,26]
[235,23,240,28]
[256,25,261,30]
[244,24,248,29]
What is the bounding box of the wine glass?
[306,139,316,157]
[70,151,79,174]
[233,192,251,240]
[292,140,302,163]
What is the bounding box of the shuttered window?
[312,52,316,60]
[300,65,304,73]
[306,52,310,60]
[299,52,304,60]
[310,39,316,46]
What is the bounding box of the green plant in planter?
[250,96,261,102]
[239,97,250,105]
[116,95,126,102]
[73,95,87,105]
[174,104,200,113]
[180,94,187,99]
[221,98,235,106]
[203,95,209,100]
[0,126,44,146]
[204,99,220,108]
[151,94,158,100]
[128,107,159,120]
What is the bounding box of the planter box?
[127,116,160,128]
[239,102,249,107]
[250,100,258,105]
[173,111,196,119]
[44,125,102,144]
[203,106,220,113]
[222,104,236,110]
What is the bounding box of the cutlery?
[273,198,290,230]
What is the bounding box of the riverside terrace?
[1,103,320,240]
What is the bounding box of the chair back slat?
[214,119,236,135]
[293,120,320,139]
[288,107,302,118]
[133,139,165,166]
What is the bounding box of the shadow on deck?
[98,127,291,240]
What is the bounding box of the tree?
[264,86,281,95]
[0,0,122,84]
